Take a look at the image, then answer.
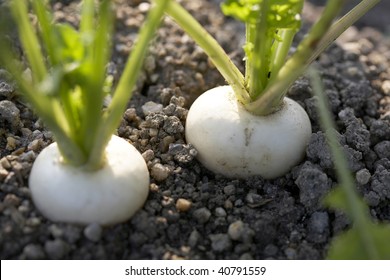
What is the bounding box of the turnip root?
[29,135,149,225]
[186,86,312,179]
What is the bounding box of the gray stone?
[188,230,201,248]
[209,234,232,253]
[0,100,20,130]
[23,244,45,259]
[193,207,211,224]
[214,207,227,217]
[223,185,235,195]
[374,141,390,159]
[356,168,371,185]
[84,223,103,242]
[151,163,170,182]
[142,101,163,115]
[307,212,330,244]
[228,220,254,243]
[295,162,332,210]
[44,239,68,259]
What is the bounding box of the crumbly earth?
[0,0,389,260]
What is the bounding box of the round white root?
[185,86,312,179]
[29,135,149,225]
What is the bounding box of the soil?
[1,0,389,260]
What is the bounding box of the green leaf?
[221,0,303,30]
[55,24,85,65]
[322,187,368,219]
[327,224,390,260]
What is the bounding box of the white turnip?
[29,135,149,225]
[186,86,311,179]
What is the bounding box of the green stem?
[31,0,57,65]
[247,0,269,100]
[246,0,380,116]
[80,0,113,168]
[164,0,250,104]
[244,22,251,89]
[85,0,168,170]
[10,0,47,83]
[269,29,295,82]
[309,68,379,259]
[245,0,346,115]
[306,0,381,67]
[80,0,95,35]
[6,0,87,165]
[32,0,81,144]
[0,46,86,165]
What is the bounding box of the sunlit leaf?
[327,224,390,260]
[55,23,85,65]
[221,0,303,30]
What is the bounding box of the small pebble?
[142,149,155,162]
[285,247,297,260]
[0,157,11,169]
[62,225,82,244]
[84,223,103,242]
[228,220,254,243]
[142,101,163,115]
[209,234,232,252]
[20,127,32,137]
[224,200,233,209]
[27,139,41,152]
[228,220,245,241]
[160,136,175,152]
[19,151,36,162]
[149,183,159,192]
[356,169,371,185]
[307,212,329,244]
[3,194,21,207]
[175,198,192,212]
[374,141,390,159]
[0,100,20,129]
[240,253,253,260]
[223,185,235,195]
[188,230,201,247]
[6,136,18,150]
[364,191,380,207]
[44,239,68,259]
[151,163,170,182]
[193,207,211,224]
[0,168,8,180]
[163,116,184,134]
[138,2,150,12]
[264,244,278,257]
[124,108,138,122]
[215,207,227,217]
[23,244,45,260]
[48,224,63,238]
[381,80,390,95]
[26,217,41,227]
[144,55,156,73]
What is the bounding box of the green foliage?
[327,223,390,260]
[310,68,390,260]
[222,0,304,101]
[0,0,167,170]
[221,0,302,30]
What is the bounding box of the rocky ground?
[0,0,389,259]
